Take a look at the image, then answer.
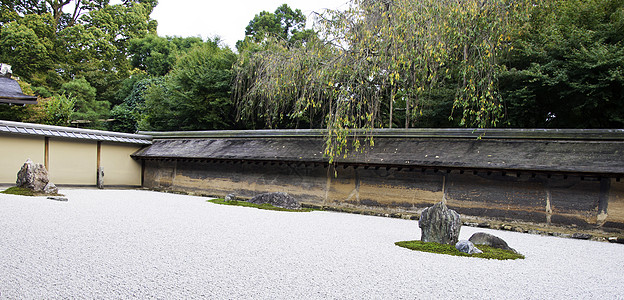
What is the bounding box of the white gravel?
[1,189,623,299]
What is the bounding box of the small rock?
[464,222,479,227]
[455,240,483,254]
[225,193,236,201]
[47,196,68,202]
[43,182,58,194]
[608,237,624,244]
[501,225,513,231]
[469,232,517,253]
[571,233,592,240]
[477,222,490,228]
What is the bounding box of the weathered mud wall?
[143,159,623,229]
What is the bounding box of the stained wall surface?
[142,160,623,229]
[607,180,624,228]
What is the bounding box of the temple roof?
[0,77,37,105]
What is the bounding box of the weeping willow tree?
[234,0,538,162]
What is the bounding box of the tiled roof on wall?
[133,128,624,176]
[0,120,152,145]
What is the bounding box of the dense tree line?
[0,0,622,139]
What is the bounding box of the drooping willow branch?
[233,0,539,162]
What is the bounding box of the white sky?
[150,0,349,49]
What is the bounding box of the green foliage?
[57,1,156,103]
[0,13,56,83]
[0,0,157,128]
[235,0,534,162]
[0,104,28,121]
[2,0,622,135]
[128,35,205,76]
[43,94,75,126]
[208,199,314,212]
[395,240,525,260]
[242,3,312,45]
[129,34,178,76]
[109,76,156,132]
[60,77,109,127]
[25,94,76,126]
[501,0,624,128]
[31,86,52,98]
[141,42,237,131]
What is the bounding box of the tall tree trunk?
[463,44,469,87]
[389,87,394,128]
[405,95,410,129]
[47,0,72,26]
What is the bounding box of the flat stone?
[418,201,461,245]
[47,196,68,202]
[571,233,592,240]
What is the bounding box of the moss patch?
[208,199,314,212]
[1,186,62,197]
[395,240,524,260]
[2,187,37,196]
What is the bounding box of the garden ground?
[1,189,622,298]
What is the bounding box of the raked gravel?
[0,189,623,299]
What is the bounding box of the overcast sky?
[150,0,349,49]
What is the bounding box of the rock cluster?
[419,201,461,245]
[249,192,301,209]
[16,159,58,194]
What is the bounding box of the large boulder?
[469,232,517,253]
[419,201,461,245]
[455,240,483,254]
[16,159,50,192]
[248,192,301,209]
